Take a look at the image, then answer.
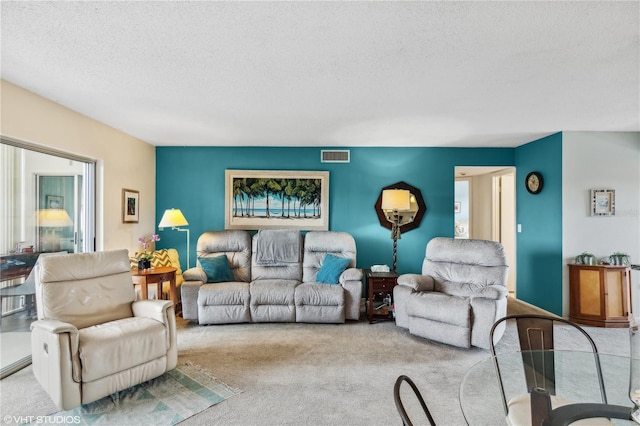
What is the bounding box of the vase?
[138,259,151,270]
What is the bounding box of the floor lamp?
[158,208,190,269]
[381,189,411,272]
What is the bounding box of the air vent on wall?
[321,150,350,163]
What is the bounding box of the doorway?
[36,174,85,253]
[455,166,517,296]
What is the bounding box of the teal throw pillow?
[316,254,351,284]
[199,255,234,283]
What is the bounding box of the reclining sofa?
[181,229,362,325]
[393,237,509,349]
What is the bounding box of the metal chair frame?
[489,314,607,417]
[393,375,436,426]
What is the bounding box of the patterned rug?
[53,363,241,425]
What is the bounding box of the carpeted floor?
[505,296,561,317]
[57,363,240,425]
[0,298,630,426]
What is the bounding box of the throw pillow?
[132,250,173,269]
[316,254,351,284]
[151,249,173,267]
[129,256,139,270]
[199,255,234,283]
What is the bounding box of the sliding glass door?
[0,138,95,378]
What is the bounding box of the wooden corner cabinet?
[568,264,632,328]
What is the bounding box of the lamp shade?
[381,189,411,211]
[158,209,189,228]
[38,209,73,227]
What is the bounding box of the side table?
[131,266,178,312]
[366,270,398,323]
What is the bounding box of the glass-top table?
[460,351,636,425]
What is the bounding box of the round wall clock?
[525,171,543,194]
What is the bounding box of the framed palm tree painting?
[225,170,329,230]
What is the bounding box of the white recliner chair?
[30,250,177,410]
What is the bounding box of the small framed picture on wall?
[591,188,615,216]
[123,188,139,223]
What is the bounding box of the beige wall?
[0,79,156,253]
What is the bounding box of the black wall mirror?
[374,181,426,233]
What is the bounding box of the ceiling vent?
[321,150,350,163]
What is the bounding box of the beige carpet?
[0,298,629,426]
[505,296,560,317]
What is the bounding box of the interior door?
[455,166,517,296]
[36,175,77,253]
[497,173,516,295]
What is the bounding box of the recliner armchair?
[393,237,508,349]
[31,249,177,410]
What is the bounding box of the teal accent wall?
[514,133,563,314]
[156,146,514,274]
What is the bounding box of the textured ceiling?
[1,1,638,147]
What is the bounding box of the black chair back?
[514,315,557,394]
[489,314,607,417]
[393,375,436,426]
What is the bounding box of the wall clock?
[525,171,543,194]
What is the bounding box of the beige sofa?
[181,230,362,324]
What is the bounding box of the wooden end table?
[131,266,178,312]
[366,270,399,323]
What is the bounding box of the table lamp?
[381,189,411,272]
[158,208,190,269]
[38,209,73,251]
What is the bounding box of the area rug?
[50,363,241,425]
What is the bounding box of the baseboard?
[507,297,560,318]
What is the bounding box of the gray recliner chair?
[30,250,177,410]
[301,231,361,322]
[393,237,509,349]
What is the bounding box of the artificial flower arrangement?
[137,234,160,269]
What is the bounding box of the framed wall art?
[122,188,140,223]
[225,170,329,230]
[46,195,64,209]
[591,188,615,216]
